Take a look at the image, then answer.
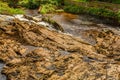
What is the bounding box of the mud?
[0,14,120,80]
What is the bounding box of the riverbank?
[0,1,120,80]
[64,0,120,25]
[1,0,120,25]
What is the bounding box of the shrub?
[117,10,120,22]
[38,0,64,14]
[0,1,24,14]
[40,4,56,14]
[6,0,20,8]
[19,0,40,9]
[98,0,120,4]
[74,0,89,2]
[99,8,116,18]
[40,0,62,6]
[64,5,117,18]
[64,5,85,14]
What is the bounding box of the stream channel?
[0,10,120,80]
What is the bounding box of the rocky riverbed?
[0,13,120,80]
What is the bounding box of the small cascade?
[51,13,120,45]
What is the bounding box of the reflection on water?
[0,62,6,80]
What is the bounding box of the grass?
[73,0,120,4]
[40,4,56,14]
[19,0,40,9]
[0,1,24,15]
[64,5,116,18]
[73,0,88,2]
[112,0,120,4]
[64,0,120,24]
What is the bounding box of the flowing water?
[23,10,120,44]
[51,13,120,45]
[1,10,120,80]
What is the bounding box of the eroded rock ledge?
[0,15,120,80]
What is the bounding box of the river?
[50,12,120,45]
[0,10,120,80]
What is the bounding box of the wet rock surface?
[0,62,6,80]
[0,14,120,80]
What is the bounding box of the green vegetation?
[64,5,117,18]
[5,0,20,8]
[73,0,88,2]
[112,0,120,4]
[64,0,120,24]
[98,0,120,4]
[74,0,120,4]
[38,0,64,14]
[40,4,56,14]
[0,1,24,14]
[0,0,120,22]
[19,0,64,13]
[0,0,64,14]
[19,0,40,9]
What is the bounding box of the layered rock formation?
[0,14,120,80]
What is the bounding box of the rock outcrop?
[0,14,120,80]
